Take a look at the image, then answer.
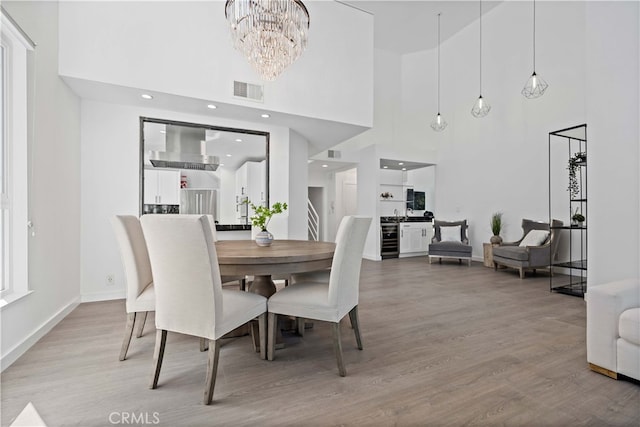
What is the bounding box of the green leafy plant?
[248,201,288,231]
[567,152,586,199]
[490,212,503,236]
[572,207,585,223]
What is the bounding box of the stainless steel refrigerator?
[180,189,217,219]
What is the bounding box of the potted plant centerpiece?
[248,201,288,247]
[490,212,503,244]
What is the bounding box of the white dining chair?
[111,215,155,361]
[140,214,267,405]
[267,215,372,376]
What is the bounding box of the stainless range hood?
[149,126,220,171]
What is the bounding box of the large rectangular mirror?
[140,117,269,226]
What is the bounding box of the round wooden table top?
[215,239,336,277]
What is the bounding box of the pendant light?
[431,13,447,132]
[471,0,491,118]
[522,0,548,98]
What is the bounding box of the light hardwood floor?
[2,258,639,426]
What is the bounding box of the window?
[1,8,34,304]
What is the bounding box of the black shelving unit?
[549,124,587,297]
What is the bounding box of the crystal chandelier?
[225,0,310,81]
[430,13,447,132]
[522,0,548,98]
[471,0,491,118]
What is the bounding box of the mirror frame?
[139,116,270,218]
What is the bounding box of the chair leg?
[258,313,266,360]
[240,278,246,291]
[519,267,525,279]
[458,259,462,265]
[200,338,209,352]
[439,258,442,264]
[332,323,347,377]
[267,312,277,361]
[493,262,498,271]
[203,339,221,405]
[119,312,136,361]
[135,311,148,338]
[150,329,167,389]
[468,258,472,267]
[348,306,363,350]
[428,256,432,264]
[296,317,305,337]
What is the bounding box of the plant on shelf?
[567,152,586,199]
[572,207,585,226]
[380,192,393,200]
[248,201,288,247]
[490,212,503,244]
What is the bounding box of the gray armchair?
[428,219,472,266]
[492,218,563,279]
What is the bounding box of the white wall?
[286,130,310,240]
[403,1,588,258]
[58,0,373,128]
[79,99,294,301]
[357,145,379,260]
[1,2,81,369]
[585,1,640,284]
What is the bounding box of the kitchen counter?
[380,216,433,223]
[216,224,251,231]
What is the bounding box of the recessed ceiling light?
[219,163,224,167]
[402,167,407,171]
[383,166,388,169]
[322,164,328,168]
[398,162,404,166]
[207,104,217,109]
[261,113,270,118]
[141,94,153,100]
[235,138,242,142]
[226,154,232,157]
[160,130,166,134]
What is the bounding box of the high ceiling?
[342,1,502,54]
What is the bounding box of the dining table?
[215,239,336,298]
[215,239,336,354]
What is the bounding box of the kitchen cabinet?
[399,222,431,255]
[144,169,180,205]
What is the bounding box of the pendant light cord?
[437,13,441,113]
[533,0,536,71]
[479,0,482,96]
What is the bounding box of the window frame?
[0,8,35,305]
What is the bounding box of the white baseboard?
[1,296,80,372]
[80,289,125,303]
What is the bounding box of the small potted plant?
[572,208,585,227]
[248,201,288,247]
[380,192,393,200]
[490,212,503,244]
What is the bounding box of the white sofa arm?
[586,279,640,374]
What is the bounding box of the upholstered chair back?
[327,216,372,318]
[141,214,223,340]
[549,219,563,261]
[432,219,469,244]
[112,215,154,313]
